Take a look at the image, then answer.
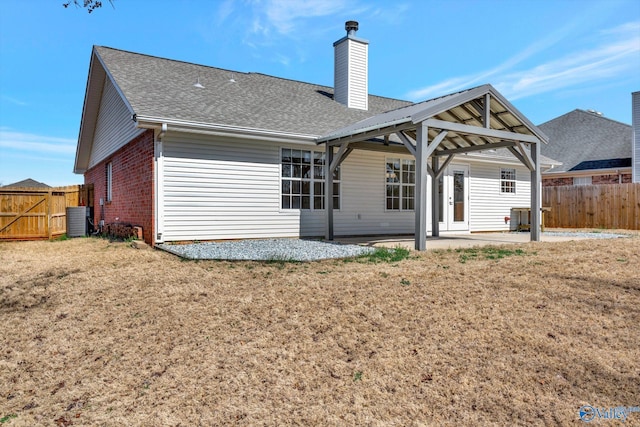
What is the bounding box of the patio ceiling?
[317,84,548,159]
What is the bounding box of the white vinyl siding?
[158,134,535,240]
[468,161,531,232]
[162,135,296,241]
[334,151,414,236]
[333,41,349,107]
[160,136,414,241]
[89,77,143,169]
[333,38,368,110]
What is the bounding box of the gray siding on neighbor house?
[89,77,143,169]
[633,92,640,183]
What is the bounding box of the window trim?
[106,161,113,202]
[500,167,516,194]
[279,147,340,211]
[385,157,416,211]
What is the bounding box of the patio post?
[325,142,334,240]
[431,155,440,238]
[415,122,428,250]
[530,140,541,241]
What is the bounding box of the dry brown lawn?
[0,235,639,426]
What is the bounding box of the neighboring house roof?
[538,109,632,173]
[1,178,50,188]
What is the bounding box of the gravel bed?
[542,231,629,239]
[157,239,376,261]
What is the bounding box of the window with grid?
[386,158,415,210]
[281,148,339,210]
[500,168,516,193]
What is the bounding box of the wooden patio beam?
[395,131,417,158]
[424,118,540,144]
[435,140,516,156]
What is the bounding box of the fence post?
[47,190,52,240]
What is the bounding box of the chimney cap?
[345,20,359,34]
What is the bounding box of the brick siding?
[542,177,573,187]
[592,173,633,184]
[84,130,155,244]
[544,173,632,186]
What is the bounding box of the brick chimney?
[333,20,369,110]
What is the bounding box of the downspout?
[158,122,167,140]
[154,123,168,245]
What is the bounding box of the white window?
[500,168,516,193]
[106,162,113,202]
[573,176,592,186]
[386,158,415,210]
[281,148,339,210]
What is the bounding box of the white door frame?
[438,164,470,232]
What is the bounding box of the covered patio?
[318,84,548,250]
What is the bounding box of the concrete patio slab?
[334,231,628,250]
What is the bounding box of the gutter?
[316,117,412,144]
[135,116,319,144]
[542,166,632,178]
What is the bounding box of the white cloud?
[0,95,28,106]
[0,129,76,155]
[216,0,235,25]
[405,20,640,102]
[211,0,410,67]
[259,0,349,35]
[496,25,640,100]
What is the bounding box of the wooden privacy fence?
[542,183,640,230]
[0,186,81,240]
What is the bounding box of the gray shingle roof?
[95,46,411,137]
[538,109,631,173]
[85,46,556,168]
[1,178,50,188]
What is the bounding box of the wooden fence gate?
[542,183,640,230]
[0,186,82,240]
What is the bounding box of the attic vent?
[587,109,603,116]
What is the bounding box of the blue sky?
[0,0,638,186]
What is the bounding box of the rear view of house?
[74,22,552,249]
